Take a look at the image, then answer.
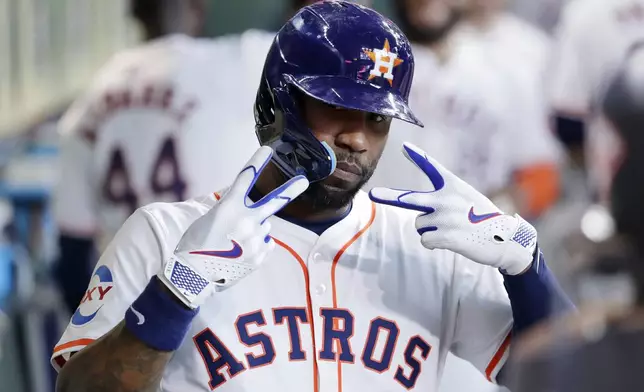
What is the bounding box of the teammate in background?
[459,0,552,67]
[53,0,261,313]
[510,42,644,392]
[548,0,644,204]
[52,3,571,391]
[457,0,553,125]
[534,0,644,302]
[370,0,560,222]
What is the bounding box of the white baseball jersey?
[459,12,553,86]
[510,0,569,33]
[548,0,644,201]
[462,12,554,125]
[52,190,513,391]
[54,31,273,248]
[370,39,558,197]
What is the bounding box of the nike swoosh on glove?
[369,142,537,276]
[158,146,309,308]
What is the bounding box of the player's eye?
[325,102,342,110]
[369,113,388,123]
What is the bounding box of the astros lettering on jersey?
[52,189,512,391]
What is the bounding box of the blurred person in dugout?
[535,0,644,301]
[549,0,644,204]
[370,0,561,222]
[52,0,263,314]
[456,0,553,104]
[455,0,555,151]
[508,41,644,392]
[367,1,560,392]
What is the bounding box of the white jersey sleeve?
[503,72,562,169]
[51,206,165,370]
[548,0,592,116]
[54,109,98,236]
[449,256,513,383]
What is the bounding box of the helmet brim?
[286,74,424,128]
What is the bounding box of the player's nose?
[335,112,369,153]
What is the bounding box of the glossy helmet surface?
[254,0,423,182]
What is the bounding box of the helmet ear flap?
[255,80,296,147]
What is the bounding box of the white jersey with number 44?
[54,32,271,249]
[52,190,513,391]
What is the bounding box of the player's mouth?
[331,162,363,183]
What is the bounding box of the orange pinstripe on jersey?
[485,331,511,382]
[331,201,377,392]
[53,337,96,356]
[53,337,96,368]
[272,237,319,392]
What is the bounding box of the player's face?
[299,95,391,209]
[173,0,207,37]
[400,0,466,44]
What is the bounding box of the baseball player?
[52,2,571,391]
[548,0,644,204]
[457,0,553,122]
[370,0,560,222]
[53,0,262,313]
[509,40,644,392]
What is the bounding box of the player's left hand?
[369,143,537,275]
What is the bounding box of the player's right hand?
[157,146,309,309]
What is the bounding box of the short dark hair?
[130,0,162,24]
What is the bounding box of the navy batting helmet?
[254,0,423,183]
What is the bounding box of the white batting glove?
[369,143,537,276]
[158,146,309,308]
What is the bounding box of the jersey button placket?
[307,249,335,390]
[314,283,327,295]
[308,251,331,302]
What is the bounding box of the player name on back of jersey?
[192,306,430,390]
[80,82,198,142]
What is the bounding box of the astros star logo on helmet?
[364,39,404,85]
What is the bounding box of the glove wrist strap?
[158,255,214,309]
[125,276,199,352]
